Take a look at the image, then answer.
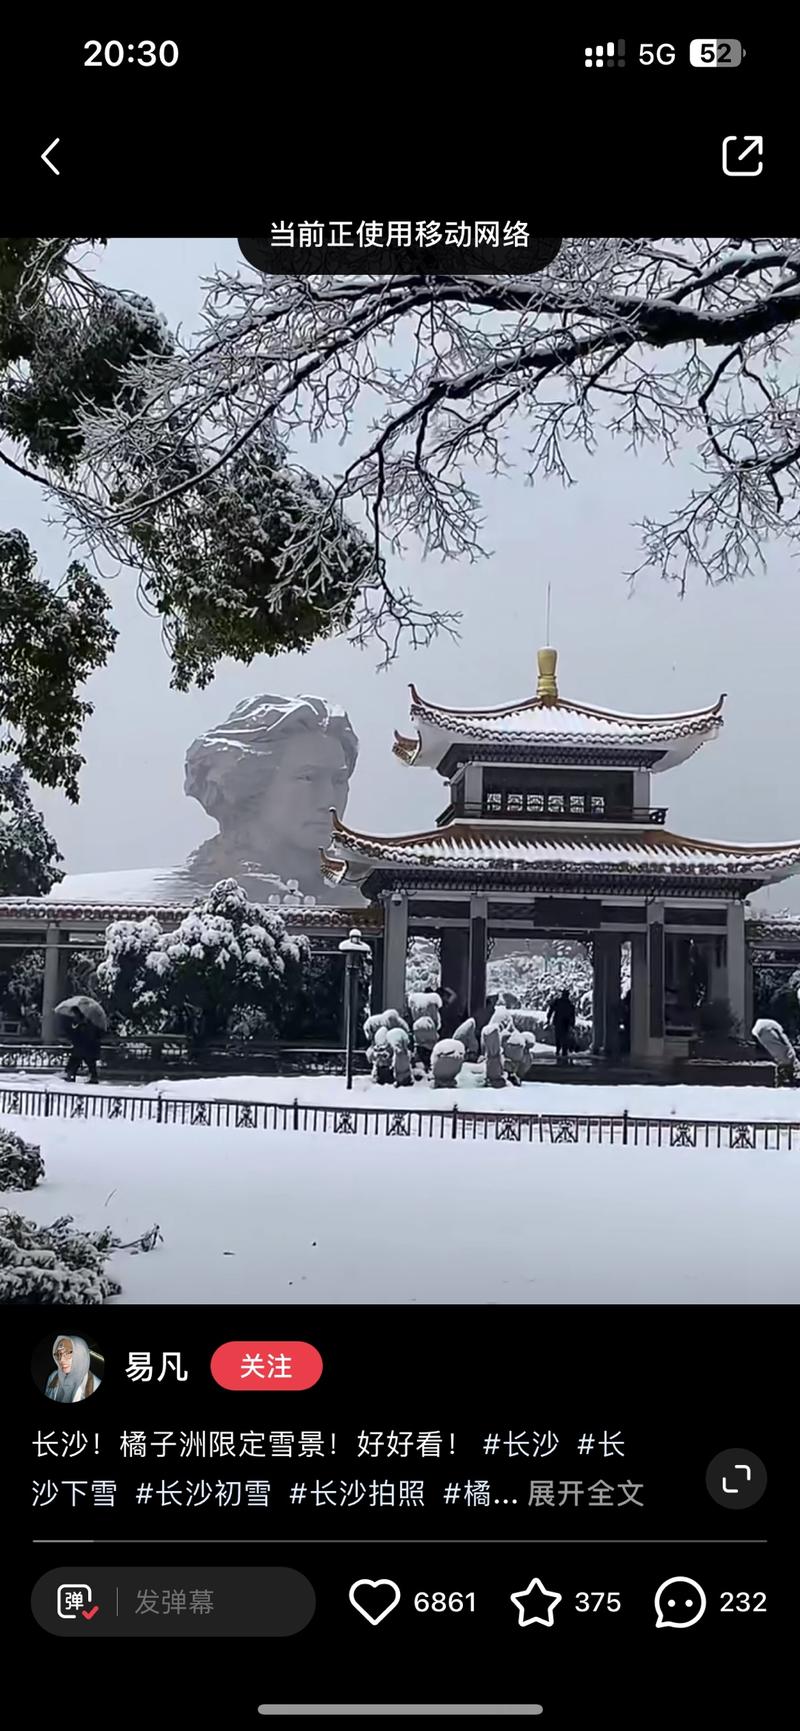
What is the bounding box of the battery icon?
[690,39,744,66]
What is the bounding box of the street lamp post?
[338,927,371,1091]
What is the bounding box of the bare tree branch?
[44,237,800,654]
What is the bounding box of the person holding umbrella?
[54,995,108,1084]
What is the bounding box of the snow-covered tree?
[0,237,155,795]
[0,761,63,894]
[65,241,800,663]
[97,878,310,1044]
[0,533,116,800]
[406,937,440,995]
[0,240,369,742]
[488,942,630,1022]
[121,433,373,690]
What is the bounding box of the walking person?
[549,989,576,1063]
[55,995,107,1084]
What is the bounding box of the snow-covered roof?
[393,649,724,774]
[323,815,800,887]
[47,867,193,905]
[746,914,800,945]
[0,891,380,932]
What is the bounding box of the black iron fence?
[1,1082,798,1149]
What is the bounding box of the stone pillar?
[369,935,384,1014]
[632,769,651,812]
[707,935,727,1004]
[468,895,488,1020]
[744,949,754,1036]
[591,938,606,1054]
[440,925,470,1025]
[603,935,622,1056]
[726,901,747,1035]
[41,922,69,1043]
[630,933,649,1061]
[382,892,408,1012]
[462,762,483,816]
[647,903,665,1052]
[591,934,622,1056]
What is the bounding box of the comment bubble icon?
[654,1576,707,1629]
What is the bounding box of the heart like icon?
[348,1578,401,1626]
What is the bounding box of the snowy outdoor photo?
[2,236,800,1305]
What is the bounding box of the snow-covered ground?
[3,1067,799,1123]
[3,1070,800,1305]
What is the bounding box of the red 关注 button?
[210,1341,323,1390]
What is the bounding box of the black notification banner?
[238,230,563,277]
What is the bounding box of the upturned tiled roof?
[393,664,725,773]
[323,815,800,886]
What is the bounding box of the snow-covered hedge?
[0,1129,44,1191]
[0,1211,122,1304]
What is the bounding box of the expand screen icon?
[706,1450,767,1510]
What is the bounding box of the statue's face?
[237,730,351,854]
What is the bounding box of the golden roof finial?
[536,646,558,702]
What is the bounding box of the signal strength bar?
[585,39,626,67]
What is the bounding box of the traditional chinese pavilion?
[322,649,800,1061]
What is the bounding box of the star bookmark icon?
[510,1577,562,1628]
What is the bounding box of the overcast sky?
[3,238,800,911]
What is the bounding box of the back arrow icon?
[41,138,60,176]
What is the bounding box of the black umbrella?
[54,995,108,1033]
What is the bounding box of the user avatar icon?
[654,1576,706,1629]
[41,1335,103,1403]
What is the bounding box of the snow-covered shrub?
[481,1021,506,1088]
[412,1014,438,1070]
[369,1026,394,1085]
[453,1017,478,1060]
[0,1211,122,1304]
[501,1027,535,1084]
[97,878,309,1044]
[0,1129,44,1191]
[364,1007,410,1042]
[431,1038,465,1088]
[697,999,736,1036]
[387,1025,413,1086]
[752,1018,796,1068]
[502,1006,546,1034]
[408,989,441,1020]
